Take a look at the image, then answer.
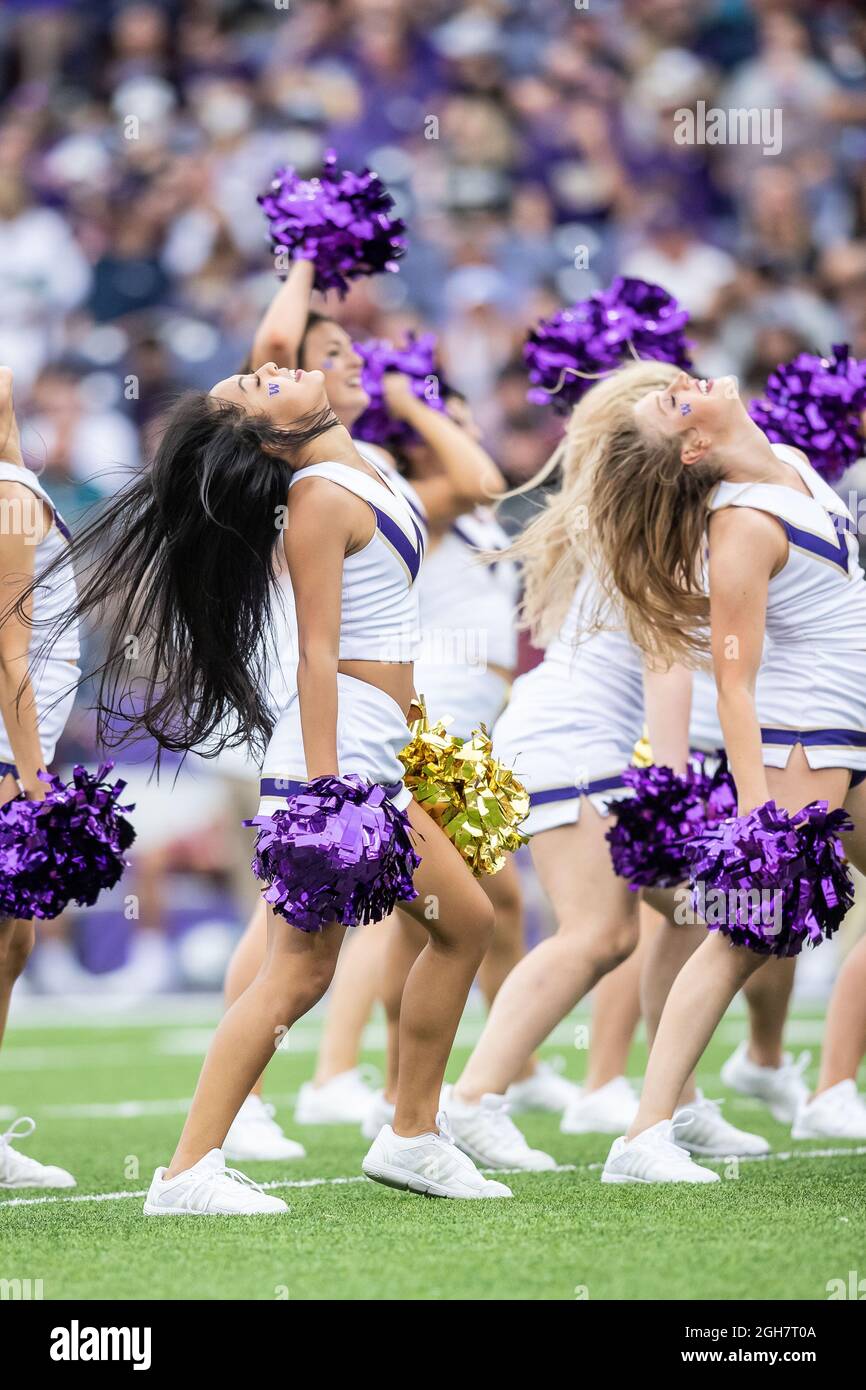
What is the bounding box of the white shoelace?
[203,1165,268,1195]
[479,1096,530,1149]
[667,1112,701,1160]
[781,1051,812,1084]
[436,1111,457,1144]
[1,1116,36,1148]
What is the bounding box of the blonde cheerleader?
[588,370,866,1182]
[442,363,771,1169]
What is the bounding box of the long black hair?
[16,391,338,764]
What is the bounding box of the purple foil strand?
[258,150,407,297]
[0,763,136,921]
[686,799,854,958]
[248,774,420,932]
[353,332,448,449]
[748,344,866,483]
[606,755,737,890]
[523,277,693,413]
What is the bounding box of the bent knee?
[433,887,495,954]
[566,918,638,975]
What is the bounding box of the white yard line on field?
[2,1146,865,1210]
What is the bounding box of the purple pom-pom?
[687,799,854,958]
[523,277,693,413]
[258,150,407,297]
[748,344,866,483]
[353,332,448,450]
[247,774,420,932]
[0,764,136,921]
[606,755,737,890]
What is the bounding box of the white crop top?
[0,462,80,669]
[707,444,866,651]
[417,507,518,672]
[288,456,424,662]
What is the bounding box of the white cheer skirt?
[0,659,79,770]
[413,661,510,741]
[258,673,413,815]
[493,630,644,837]
[756,648,866,773]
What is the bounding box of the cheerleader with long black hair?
[32,360,512,1211]
[219,263,510,1154]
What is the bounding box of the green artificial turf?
[1,1005,864,1301]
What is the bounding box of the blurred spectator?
[1,0,864,987]
[22,363,140,504]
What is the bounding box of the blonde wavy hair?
[583,407,723,668]
[505,360,685,646]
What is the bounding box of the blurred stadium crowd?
[2,0,865,992]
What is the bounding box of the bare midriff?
[338,658,418,720]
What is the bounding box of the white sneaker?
[143,1149,289,1215]
[295,1067,379,1125]
[721,1041,811,1124]
[0,1117,76,1189]
[360,1090,396,1141]
[223,1096,306,1161]
[792,1080,866,1140]
[602,1120,720,1184]
[362,1112,513,1198]
[506,1058,582,1114]
[673,1090,770,1156]
[442,1086,557,1171]
[560,1075,640,1135]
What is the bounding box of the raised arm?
[250,260,316,371]
[382,374,506,527]
[642,662,692,775]
[707,506,785,814]
[0,366,23,468]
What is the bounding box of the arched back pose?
[36,361,511,1212]
[219,263,509,1154]
[591,370,866,1183]
[442,362,770,1171]
[0,367,80,1190]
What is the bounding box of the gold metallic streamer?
[632,728,654,768]
[398,698,530,876]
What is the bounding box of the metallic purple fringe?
[247,774,420,932]
[258,150,406,297]
[748,344,866,483]
[606,756,737,890]
[353,332,448,449]
[523,277,693,413]
[0,764,136,921]
[686,800,854,958]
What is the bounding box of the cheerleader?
[0,367,78,1190]
[589,369,866,1182]
[36,360,510,1210]
[443,363,768,1169]
[222,262,509,1151]
[363,387,583,1144]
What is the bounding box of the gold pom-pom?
[398,699,530,875]
[632,727,654,768]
